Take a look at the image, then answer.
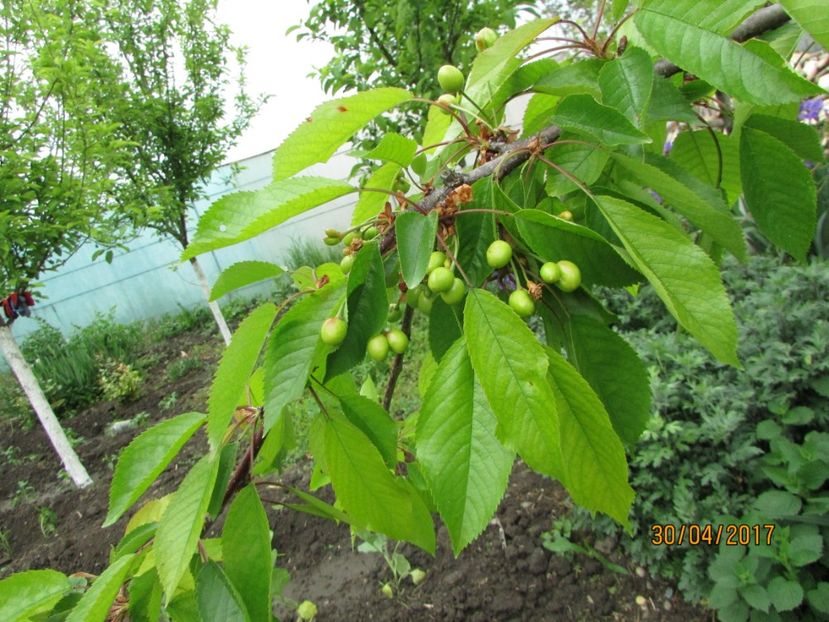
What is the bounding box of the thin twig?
[382,304,415,413]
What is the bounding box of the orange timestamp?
[650,523,776,546]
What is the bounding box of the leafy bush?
[98,360,143,402]
[570,256,829,617]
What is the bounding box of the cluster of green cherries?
[406,250,467,315]
[485,240,582,318]
[434,27,497,111]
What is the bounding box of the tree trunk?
[0,324,92,488]
[189,256,232,345]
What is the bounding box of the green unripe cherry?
[340,254,355,274]
[342,231,361,246]
[323,235,341,246]
[427,266,454,293]
[486,240,512,269]
[320,317,347,346]
[556,260,582,292]
[386,328,409,354]
[475,27,497,52]
[441,277,466,305]
[388,303,402,322]
[363,225,378,239]
[436,93,459,113]
[539,261,560,284]
[367,334,389,361]
[559,210,574,221]
[509,289,535,318]
[418,292,435,315]
[427,251,446,273]
[437,64,465,94]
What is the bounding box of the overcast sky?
[216,0,335,163]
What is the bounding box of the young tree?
[0,0,130,488]
[100,0,262,344]
[2,1,827,618]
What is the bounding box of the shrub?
[98,359,143,402]
[570,256,829,616]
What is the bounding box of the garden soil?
[0,329,707,621]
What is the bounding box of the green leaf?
[789,533,823,566]
[206,444,238,520]
[466,19,559,113]
[491,58,559,115]
[417,339,513,555]
[421,104,453,150]
[611,152,747,260]
[273,88,413,180]
[182,178,354,260]
[546,347,633,526]
[264,278,346,431]
[66,554,135,622]
[515,209,641,287]
[0,570,71,621]
[456,179,497,287]
[595,195,739,365]
[641,0,767,35]
[567,316,651,445]
[635,5,822,104]
[648,77,698,124]
[544,141,610,197]
[208,303,277,450]
[361,132,418,167]
[396,211,439,289]
[110,522,157,563]
[312,413,435,552]
[598,46,653,127]
[209,261,285,301]
[739,584,771,613]
[522,93,559,137]
[429,297,463,361]
[754,490,802,518]
[745,114,825,163]
[740,127,817,261]
[156,455,220,597]
[779,0,829,50]
[105,412,206,527]
[670,131,742,204]
[326,241,389,379]
[807,582,829,615]
[196,562,251,622]
[351,163,401,226]
[533,60,604,98]
[338,394,398,468]
[223,486,272,622]
[552,95,651,145]
[767,576,804,612]
[463,289,563,479]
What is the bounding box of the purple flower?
[799,96,824,122]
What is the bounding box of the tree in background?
[294,0,534,149]
[101,0,263,344]
[0,0,129,488]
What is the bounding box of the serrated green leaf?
[209,261,285,302]
[208,303,277,450]
[326,242,388,379]
[595,195,739,365]
[111,523,157,563]
[745,114,825,163]
[635,5,822,104]
[768,576,804,612]
[105,412,206,527]
[223,486,271,622]
[779,0,829,50]
[196,562,251,622]
[463,289,563,479]
[429,297,463,361]
[273,88,413,180]
[740,127,817,261]
[0,570,71,621]
[567,316,651,445]
[361,132,418,167]
[264,279,346,431]
[648,77,698,124]
[312,413,435,552]
[522,93,559,137]
[611,152,747,261]
[546,347,633,526]
[206,444,238,520]
[552,95,651,145]
[533,59,604,98]
[338,394,398,467]
[491,58,559,115]
[598,46,653,127]
[739,584,771,613]
[807,582,829,614]
[417,339,513,555]
[182,178,355,260]
[515,209,641,287]
[789,533,823,566]
[421,104,453,150]
[156,455,220,597]
[670,131,742,204]
[641,0,766,35]
[754,490,802,518]
[456,179,497,287]
[544,140,609,197]
[396,211,438,289]
[351,163,401,226]
[66,554,135,622]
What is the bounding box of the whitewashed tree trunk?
[0,324,92,488]
[190,256,232,345]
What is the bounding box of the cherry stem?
[460,90,494,127]
[436,233,473,288]
[382,304,414,413]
